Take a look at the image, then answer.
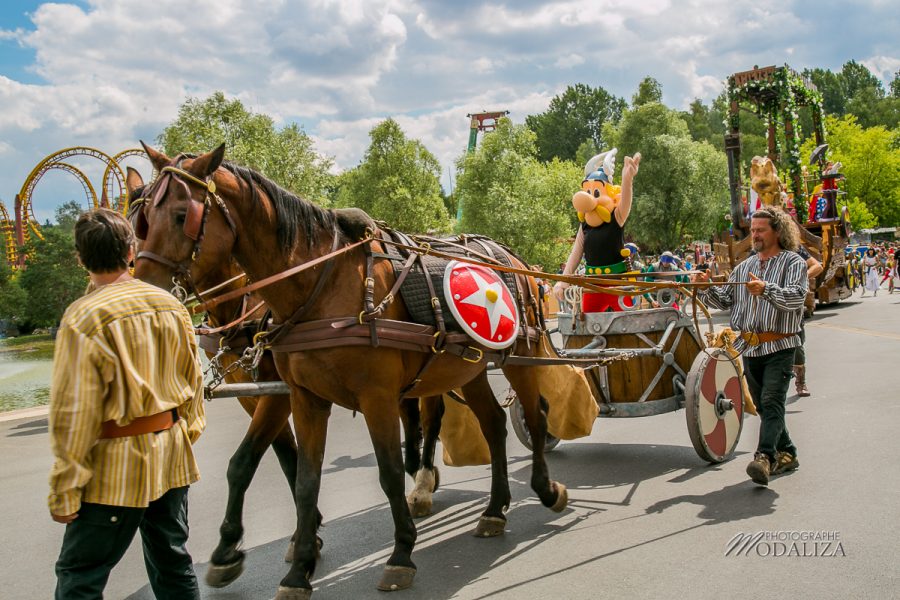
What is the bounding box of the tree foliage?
[632,77,663,107]
[158,92,334,203]
[525,83,626,162]
[840,197,878,230]
[0,260,27,326]
[54,201,83,231]
[332,119,450,233]
[455,119,579,268]
[804,61,899,129]
[18,227,87,327]
[605,102,729,251]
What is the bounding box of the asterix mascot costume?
[553,149,642,312]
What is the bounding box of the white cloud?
[0,0,897,218]
[555,54,586,69]
[862,55,900,85]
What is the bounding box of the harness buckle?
[462,347,484,363]
[252,331,269,347]
[430,331,446,354]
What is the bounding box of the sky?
[1,0,897,224]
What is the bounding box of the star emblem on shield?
[443,261,520,349]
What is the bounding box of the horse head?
[132,143,238,296]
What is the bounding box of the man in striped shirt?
[48,209,205,599]
[693,206,808,486]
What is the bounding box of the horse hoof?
[205,559,244,588]
[284,537,324,563]
[473,515,506,538]
[274,585,312,600]
[551,482,568,513]
[407,468,437,517]
[376,565,416,591]
[407,495,433,518]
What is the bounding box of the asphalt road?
[2,289,898,600]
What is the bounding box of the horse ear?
[125,167,144,196]
[189,144,226,179]
[141,141,170,172]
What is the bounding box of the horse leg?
[364,400,418,592]
[207,395,297,588]
[406,396,443,518]
[276,390,331,600]
[502,365,568,512]
[400,398,422,477]
[458,372,512,537]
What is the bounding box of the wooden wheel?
[509,391,560,452]
[684,348,744,463]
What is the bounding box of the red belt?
[739,331,794,346]
[100,409,179,439]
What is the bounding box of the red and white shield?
[443,261,519,350]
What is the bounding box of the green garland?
[725,65,827,223]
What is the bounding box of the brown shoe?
[772,451,799,475]
[746,452,771,485]
[793,365,810,397]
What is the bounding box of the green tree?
[841,197,878,230]
[680,97,728,149]
[455,118,580,268]
[525,83,627,162]
[632,76,663,107]
[54,200,83,230]
[603,101,690,159]
[804,61,898,129]
[333,119,450,233]
[158,92,334,203]
[0,261,27,326]
[605,102,729,251]
[627,135,729,251]
[19,227,87,327]
[840,60,884,100]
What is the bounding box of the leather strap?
[739,331,795,345]
[100,409,178,439]
[191,233,372,315]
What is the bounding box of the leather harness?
[138,164,687,400]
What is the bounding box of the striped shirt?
[48,279,205,515]
[698,250,808,357]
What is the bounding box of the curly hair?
[750,205,798,251]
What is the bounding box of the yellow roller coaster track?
[18,146,127,242]
[103,148,152,214]
[18,162,100,243]
[0,201,17,266]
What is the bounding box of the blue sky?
[1,0,897,224]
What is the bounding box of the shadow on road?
[124,438,762,599]
[6,417,47,437]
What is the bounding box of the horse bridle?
[131,156,237,301]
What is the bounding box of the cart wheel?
[509,392,560,452]
[684,348,744,463]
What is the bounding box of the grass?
[0,334,55,360]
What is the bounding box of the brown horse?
[128,167,444,588]
[126,168,311,587]
[134,143,566,599]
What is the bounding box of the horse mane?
[218,161,336,251]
